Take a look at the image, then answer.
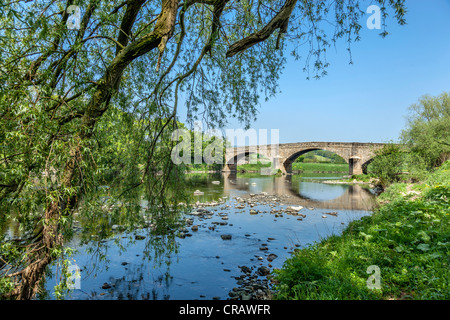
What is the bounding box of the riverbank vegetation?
[272,92,449,300]
[291,162,348,173]
[273,161,449,300]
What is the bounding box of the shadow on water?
[39,172,376,300]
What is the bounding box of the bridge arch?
[225,150,271,172]
[282,148,349,174]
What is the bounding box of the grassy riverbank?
[291,162,348,173]
[237,161,272,172]
[272,161,449,300]
[182,161,349,173]
[236,162,349,173]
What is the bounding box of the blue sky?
[179,0,450,145]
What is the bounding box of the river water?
[40,173,376,300]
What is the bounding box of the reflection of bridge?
[222,173,376,211]
[224,142,385,175]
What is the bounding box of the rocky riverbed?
[48,175,374,300]
[182,191,336,300]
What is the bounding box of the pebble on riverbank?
[228,265,272,300]
[221,234,232,240]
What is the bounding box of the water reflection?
[219,173,376,211]
[42,172,375,300]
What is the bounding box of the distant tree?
[401,92,450,168]
[369,143,407,186]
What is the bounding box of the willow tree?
[0,0,406,299]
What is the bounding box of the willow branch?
[226,0,297,57]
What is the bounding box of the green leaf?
[416,243,430,252]
[417,231,431,242]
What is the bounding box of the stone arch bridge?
[224,142,385,175]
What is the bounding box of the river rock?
[257,266,271,276]
[134,235,146,240]
[193,190,204,196]
[221,234,232,240]
[229,267,273,300]
[191,225,198,231]
[286,206,303,213]
[239,265,252,274]
[267,254,278,262]
[102,283,112,289]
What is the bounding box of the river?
[40,172,376,300]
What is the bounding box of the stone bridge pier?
[224,142,385,176]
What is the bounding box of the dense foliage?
[401,92,450,168]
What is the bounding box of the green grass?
[272,161,450,300]
[184,163,222,171]
[237,161,272,172]
[292,162,348,172]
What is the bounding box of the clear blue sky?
[182,0,450,145]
